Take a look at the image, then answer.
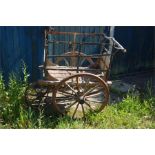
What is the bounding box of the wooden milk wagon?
[25,28,126,119]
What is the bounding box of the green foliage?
[0,62,41,128]
[86,95,154,128]
[0,73,7,105]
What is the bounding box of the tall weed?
[0,62,38,128]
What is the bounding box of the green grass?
[47,93,154,129]
[0,63,155,129]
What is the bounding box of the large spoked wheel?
[25,82,49,109]
[52,73,109,119]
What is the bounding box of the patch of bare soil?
[110,70,155,103]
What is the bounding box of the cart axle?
[79,97,85,105]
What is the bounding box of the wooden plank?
[47,53,111,58]
[45,66,106,72]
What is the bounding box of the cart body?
[25,28,126,119]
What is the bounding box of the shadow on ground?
[110,70,155,104]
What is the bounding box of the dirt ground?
[120,70,155,92]
[110,70,155,103]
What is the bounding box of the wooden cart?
[25,28,126,119]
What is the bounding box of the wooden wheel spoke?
[56,97,75,103]
[84,101,94,110]
[81,104,85,118]
[85,98,103,104]
[83,84,100,97]
[72,103,79,119]
[65,83,77,95]
[78,77,87,93]
[65,101,78,111]
[76,76,80,93]
[85,88,104,97]
[58,92,74,98]
[80,77,90,90]
[58,90,75,96]
[56,96,74,101]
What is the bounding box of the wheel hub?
[79,96,85,104]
